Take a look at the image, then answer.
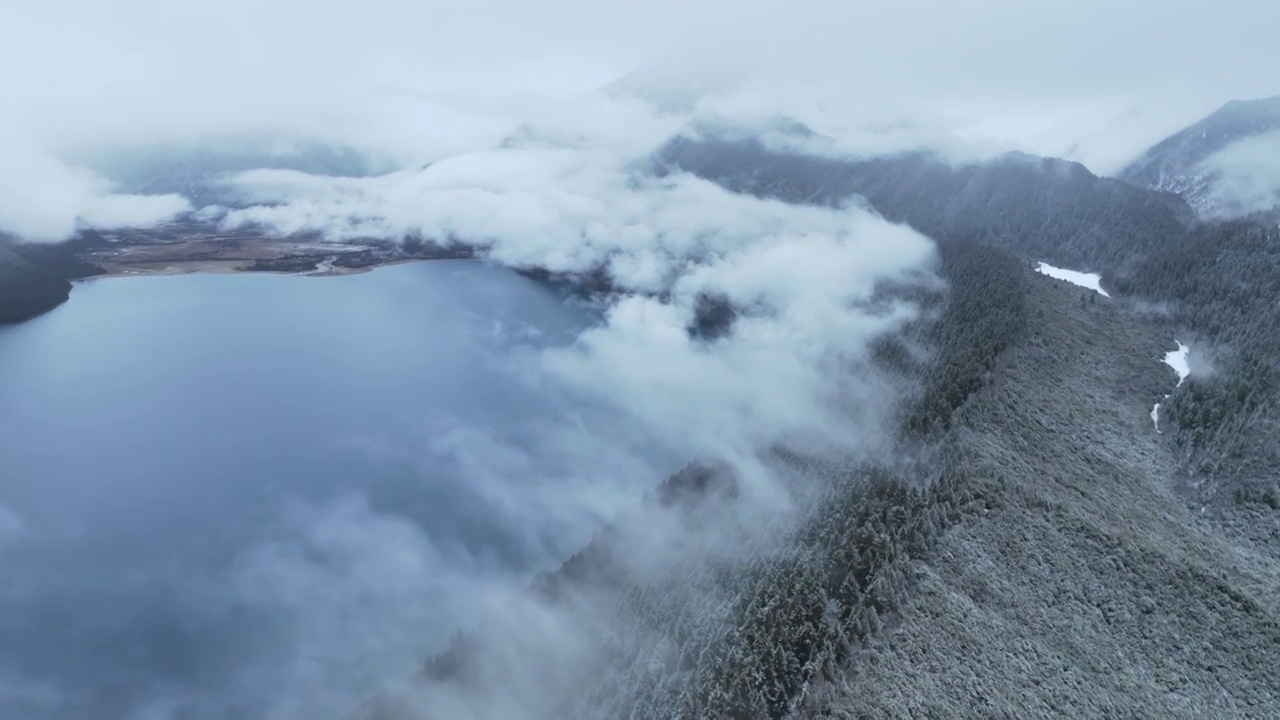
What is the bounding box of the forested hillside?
[801,264,1280,718]
[0,242,73,324]
[0,233,105,324]
[1118,218,1280,500]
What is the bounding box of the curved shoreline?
[1,233,475,325]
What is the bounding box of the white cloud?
[79,193,190,230]
[1197,130,1280,217]
[0,129,95,241]
[543,220,930,459]
[0,123,190,241]
[218,100,936,461]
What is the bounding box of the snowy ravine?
[1151,340,1191,432]
[1035,262,1110,297]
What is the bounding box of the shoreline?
[83,256,440,280]
[74,230,478,283]
[2,230,478,325]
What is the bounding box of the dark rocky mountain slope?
[1119,96,1280,217]
[0,232,106,324]
[0,243,72,324]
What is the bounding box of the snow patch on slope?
[1035,262,1110,297]
[1164,341,1190,386]
[1151,341,1190,434]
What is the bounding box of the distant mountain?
[654,124,1194,274]
[1119,96,1280,217]
[596,58,746,113]
[75,134,396,208]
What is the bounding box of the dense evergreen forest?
[0,232,103,324]
[0,243,73,324]
[1119,217,1280,491]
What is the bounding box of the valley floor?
[83,229,470,278]
[800,269,1280,718]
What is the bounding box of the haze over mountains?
[6,92,1261,326]
[72,135,397,210]
[1120,95,1280,217]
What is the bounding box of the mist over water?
[0,262,685,719]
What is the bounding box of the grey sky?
[2,0,1277,161]
[5,0,1275,241]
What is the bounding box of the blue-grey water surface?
[0,261,661,719]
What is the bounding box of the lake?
[0,262,673,719]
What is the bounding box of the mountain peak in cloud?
[1119,94,1280,217]
[70,132,398,209]
[598,55,749,113]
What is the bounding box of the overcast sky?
[2,0,1277,162]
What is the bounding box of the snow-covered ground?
[1164,341,1190,386]
[1152,340,1191,433]
[1035,262,1111,297]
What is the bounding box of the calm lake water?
[0,262,668,719]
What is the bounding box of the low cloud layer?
[209,96,936,717]
[218,93,937,463]
[0,125,190,242]
[78,193,191,232]
[1197,131,1280,217]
